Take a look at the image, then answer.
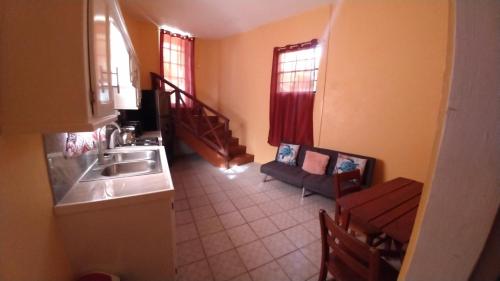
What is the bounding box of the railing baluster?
[150,72,231,160]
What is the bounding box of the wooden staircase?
[151,73,254,168]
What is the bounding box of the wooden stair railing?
[151,72,236,166]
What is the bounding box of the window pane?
[276,45,320,93]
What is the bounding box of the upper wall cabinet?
[0,0,140,134]
[108,2,141,110]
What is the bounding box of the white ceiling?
[120,0,334,38]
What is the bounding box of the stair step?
[205,135,238,146]
[229,145,246,157]
[229,153,255,167]
[194,115,220,125]
[229,137,239,146]
[206,115,219,124]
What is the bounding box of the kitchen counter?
[54,145,177,281]
[54,145,174,214]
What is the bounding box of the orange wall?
[196,1,452,185]
[0,134,74,281]
[194,39,221,109]
[121,5,160,90]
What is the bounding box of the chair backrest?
[333,169,361,223]
[334,169,362,198]
[319,209,381,281]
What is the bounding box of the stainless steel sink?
[81,149,162,181]
[112,150,156,162]
[101,160,156,176]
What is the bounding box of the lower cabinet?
[55,195,176,281]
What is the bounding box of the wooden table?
[336,177,423,244]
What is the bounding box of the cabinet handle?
[112,67,120,94]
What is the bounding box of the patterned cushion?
[276,143,300,166]
[334,153,367,175]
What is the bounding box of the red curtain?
[160,30,196,107]
[268,39,319,146]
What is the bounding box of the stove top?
[123,137,160,146]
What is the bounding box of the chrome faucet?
[107,122,122,149]
[97,122,122,164]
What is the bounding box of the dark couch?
[260,145,376,199]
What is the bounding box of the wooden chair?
[333,169,383,246]
[318,210,398,281]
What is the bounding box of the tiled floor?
[171,155,338,281]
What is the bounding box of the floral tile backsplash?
[64,131,99,158]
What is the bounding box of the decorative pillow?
[276,143,300,166]
[334,153,367,175]
[302,151,330,175]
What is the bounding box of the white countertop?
[54,145,174,216]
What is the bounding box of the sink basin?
[80,149,163,181]
[111,151,157,162]
[101,160,156,176]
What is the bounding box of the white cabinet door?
[89,0,116,118]
[109,0,141,110]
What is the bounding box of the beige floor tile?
[259,201,285,216]
[264,189,288,200]
[185,187,206,198]
[236,240,274,270]
[261,232,297,259]
[226,189,248,200]
[199,177,218,187]
[208,249,247,281]
[201,231,234,257]
[301,219,321,239]
[232,197,256,210]
[249,261,291,281]
[249,218,280,238]
[299,239,322,269]
[277,250,318,281]
[183,181,202,190]
[269,212,300,230]
[175,199,190,211]
[177,238,205,266]
[208,192,230,204]
[188,194,211,208]
[249,192,271,204]
[228,273,252,281]
[203,184,223,194]
[176,223,199,243]
[192,205,217,221]
[283,225,317,248]
[176,259,214,281]
[175,189,187,201]
[196,216,224,236]
[218,181,238,191]
[240,206,266,222]
[226,224,258,246]
[276,197,302,211]
[242,185,264,195]
[219,211,246,229]
[213,200,238,215]
[287,207,315,223]
[176,210,194,225]
[173,158,333,281]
